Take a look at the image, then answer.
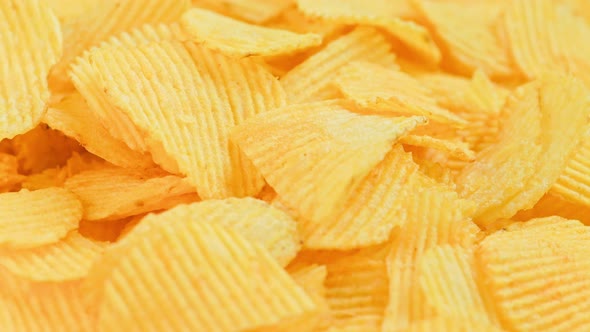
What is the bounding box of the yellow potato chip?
[477,216,590,331]
[0,0,62,140]
[0,153,24,192]
[94,221,317,332]
[46,0,98,24]
[0,188,82,249]
[64,166,198,222]
[280,27,397,102]
[414,0,512,78]
[44,93,156,169]
[551,129,590,207]
[334,62,466,127]
[232,101,426,224]
[0,231,105,282]
[400,315,504,332]
[192,0,293,24]
[296,0,440,63]
[264,5,345,38]
[181,8,322,57]
[401,135,475,161]
[73,41,286,198]
[515,193,590,225]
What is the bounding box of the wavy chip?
[94,221,317,332]
[64,166,197,221]
[192,0,293,24]
[0,188,82,249]
[0,154,24,192]
[181,8,322,57]
[401,135,475,161]
[74,41,285,198]
[515,193,590,226]
[280,27,396,102]
[0,0,62,140]
[400,315,504,332]
[477,217,590,331]
[551,129,590,207]
[232,101,426,223]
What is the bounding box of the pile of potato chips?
[2,0,590,330]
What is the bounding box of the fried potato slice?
[477,217,590,331]
[551,129,590,207]
[93,221,317,332]
[296,0,440,63]
[281,27,397,102]
[0,188,82,249]
[46,0,97,24]
[181,8,322,57]
[74,41,286,198]
[400,315,504,332]
[44,93,155,169]
[192,0,293,24]
[0,0,62,140]
[401,135,475,161]
[64,167,197,222]
[515,193,590,225]
[232,101,426,224]
[0,154,24,192]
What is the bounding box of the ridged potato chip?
[46,0,97,24]
[280,27,397,102]
[181,8,322,57]
[64,166,197,222]
[192,0,293,24]
[0,154,24,192]
[400,315,504,332]
[232,101,426,224]
[0,0,62,140]
[551,129,590,207]
[515,193,590,225]
[400,135,475,161]
[94,221,317,332]
[0,188,82,249]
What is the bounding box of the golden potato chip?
[0,153,24,192]
[78,218,134,242]
[0,231,105,282]
[192,0,293,24]
[130,198,300,267]
[64,166,198,222]
[280,27,397,102]
[551,129,590,207]
[0,0,62,140]
[44,93,156,169]
[400,315,504,332]
[264,5,345,38]
[0,188,82,249]
[515,193,590,225]
[401,135,475,161]
[20,168,66,191]
[296,0,440,63]
[94,221,316,332]
[73,41,285,198]
[232,101,426,224]
[334,62,466,127]
[414,0,512,78]
[46,0,97,24]
[477,216,590,331]
[181,8,322,57]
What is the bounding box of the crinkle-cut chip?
[478,73,590,223]
[383,173,479,331]
[20,168,66,191]
[12,124,83,174]
[264,6,345,38]
[75,41,285,198]
[181,8,322,57]
[515,193,590,225]
[296,0,440,63]
[78,218,134,243]
[44,93,156,169]
[401,135,475,161]
[130,198,300,267]
[400,315,505,332]
[476,216,590,331]
[411,157,455,189]
[0,188,82,249]
[552,130,590,207]
[232,101,426,223]
[414,0,512,78]
[334,62,465,127]
[50,0,189,87]
[94,221,316,332]
[46,0,97,24]
[300,145,419,249]
[281,27,397,103]
[0,0,62,140]
[418,246,499,326]
[0,154,24,192]
[456,83,542,226]
[0,231,105,282]
[64,166,197,222]
[104,22,189,48]
[192,0,293,24]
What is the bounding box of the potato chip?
[264,5,345,38]
[515,193,590,225]
[0,0,62,140]
[400,315,504,332]
[0,188,82,249]
[414,0,512,78]
[64,166,197,222]
[192,0,293,24]
[0,154,24,192]
[280,27,397,102]
[44,93,156,169]
[0,231,105,282]
[477,217,590,331]
[94,221,316,332]
[46,0,97,24]
[296,0,440,63]
[232,101,426,224]
[334,62,466,127]
[20,168,66,191]
[401,135,475,161]
[551,129,590,207]
[181,8,322,57]
[73,41,285,198]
